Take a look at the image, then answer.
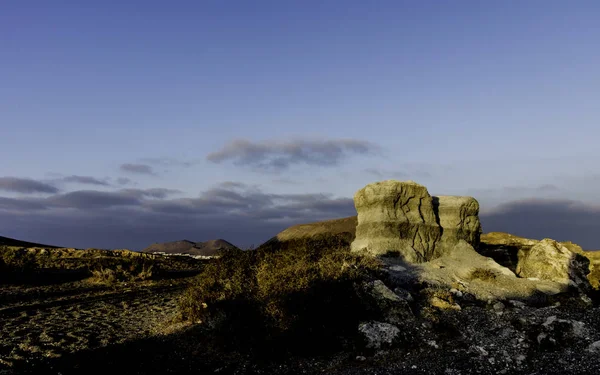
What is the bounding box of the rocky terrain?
[2,179,600,374]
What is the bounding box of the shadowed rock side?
[143,239,239,256]
[350,180,482,262]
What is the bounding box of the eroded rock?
[517,239,591,290]
[351,180,441,262]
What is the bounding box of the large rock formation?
[350,180,441,262]
[517,238,591,289]
[350,180,481,262]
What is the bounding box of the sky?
[1,1,600,250]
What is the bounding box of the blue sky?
[1,1,599,250]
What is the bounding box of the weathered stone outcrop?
[350,180,481,262]
[517,238,591,290]
[350,180,441,262]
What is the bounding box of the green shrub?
[178,243,381,354]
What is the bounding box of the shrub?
[469,268,498,281]
[89,258,155,284]
[178,243,382,354]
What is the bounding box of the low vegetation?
[469,267,499,281]
[178,240,382,355]
[0,245,204,285]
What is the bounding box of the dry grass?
[177,240,382,354]
[469,267,499,281]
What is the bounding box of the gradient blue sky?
[1,1,599,250]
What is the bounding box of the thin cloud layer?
[115,177,134,186]
[140,157,196,168]
[207,138,380,171]
[0,177,59,194]
[62,175,110,186]
[120,163,156,176]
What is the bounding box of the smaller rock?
[355,355,367,362]
[449,288,463,298]
[587,341,600,353]
[430,296,461,311]
[493,302,505,311]
[393,287,414,302]
[427,340,439,349]
[358,321,401,349]
[508,300,526,309]
[359,280,413,325]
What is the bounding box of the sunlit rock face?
[350,180,481,263]
[517,238,591,290]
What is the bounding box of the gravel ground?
[0,278,191,372]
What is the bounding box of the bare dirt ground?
[0,278,191,373]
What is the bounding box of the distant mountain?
[142,239,239,257]
[0,235,61,249]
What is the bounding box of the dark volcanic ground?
[2,276,600,375]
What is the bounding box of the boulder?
[350,180,481,262]
[517,239,591,289]
[357,280,413,324]
[481,232,598,289]
[358,321,401,349]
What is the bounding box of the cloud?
[207,138,380,172]
[120,163,156,176]
[0,197,48,211]
[480,198,600,250]
[46,190,142,209]
[272,178,298,185]
[140,157,196,168]
[0,182,356,250]
[120,188,182,199]
[62,175,110,186]
[470,184,564,212]
[364,168,408,179]
[0,177,59,194]
[116,177,133,186]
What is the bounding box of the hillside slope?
[0,235,61,249]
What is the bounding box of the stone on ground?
[358,321,401,349]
